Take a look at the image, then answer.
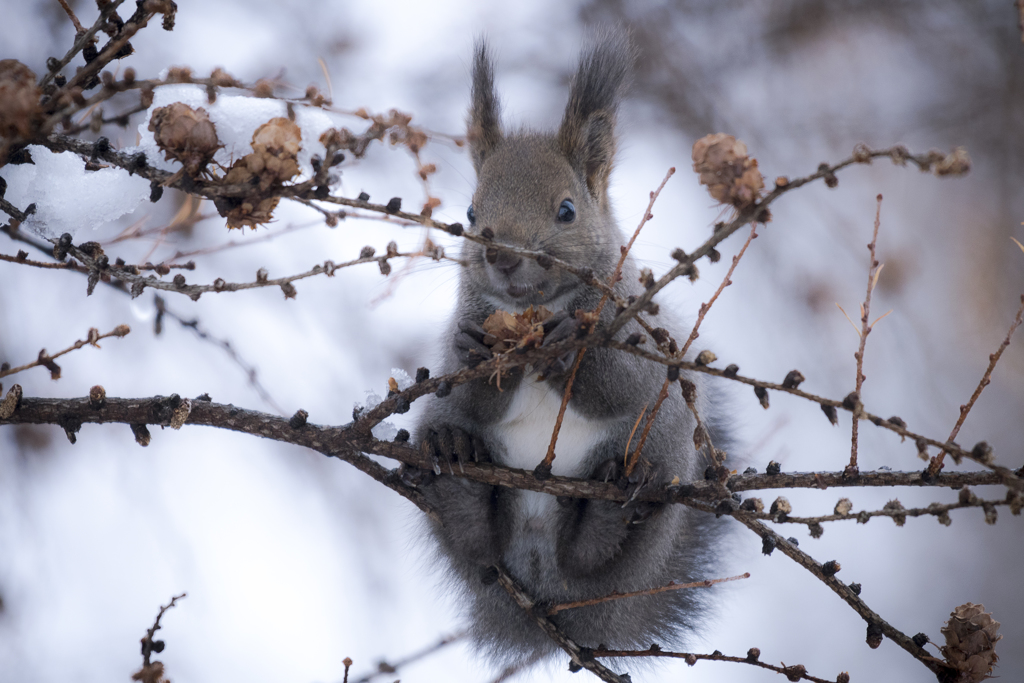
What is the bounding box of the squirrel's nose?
[495,252,522,276]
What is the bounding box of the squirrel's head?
[462,33,636,311]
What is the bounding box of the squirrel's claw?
[628,501,664,524]
[592,456,625,483]
[537,350,576,378]
[455,331,493,367]
[541,312,578,346]
[535,311,579,377]
[458,319,489,342]
[420,425,492,478]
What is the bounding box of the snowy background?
[1,1,1022,682]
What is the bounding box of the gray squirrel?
[410,33,727,668]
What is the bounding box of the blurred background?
[1,1,1022,682]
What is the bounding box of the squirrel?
[409,33,727,668]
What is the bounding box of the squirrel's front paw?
[455,320,493,367]
[537,310,580,377]
[420,425,491,475]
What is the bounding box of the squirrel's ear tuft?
[468,39,503,174]
[558,30,636,202]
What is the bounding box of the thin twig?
[601,147,953,344]
[2,220,288,412]
[56,0,85,33]
[486,655,545,683]
[679,223,758,359]
[625,379,670,476]
[627,222,759,474]
[140,592,187,667]
[60,238,440,301]
[738,494,1015,527]
[929,294,1024,474]
[36,135,952,328]
[0,252,75,269]
[0,325,130,380]
[606,340,1021,487]
[539,167,675,473]
[166,221,318,259]
[61,101,151,135]
[546,573,750,616]
[340,294,1016,486]
[59,7,161,98]
[154,297,286,415]
[350,630,468,683]
[590,647,835,683]
[39,0,128,88]
[848,194,885,475]
[0,197,33,223]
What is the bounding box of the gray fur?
[413,33,726,669]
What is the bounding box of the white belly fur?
[492,376,612,520]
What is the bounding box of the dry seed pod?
[638,267,655,289]
[148,103,221,176]
[940,603,1001,683]
[834,498,853,515]
[695,350,717,366]
[249,118,301,183]
[884,499,907,526]
[971,441,993,464]
[217,118,303,228]
[770,496,792,517]
[210,67,239,87]
[222,117,303,192]
[480,306,555,353]
[691,133,764,209]
[1008,491,1023,516]
[169,398,192,430]
[0,383,22,419]
[740,497,764,513]
[934,147,971,177]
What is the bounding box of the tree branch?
[0,394,1009,506]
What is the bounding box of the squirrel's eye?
[467,204,476,225]
[557,199,576,223]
